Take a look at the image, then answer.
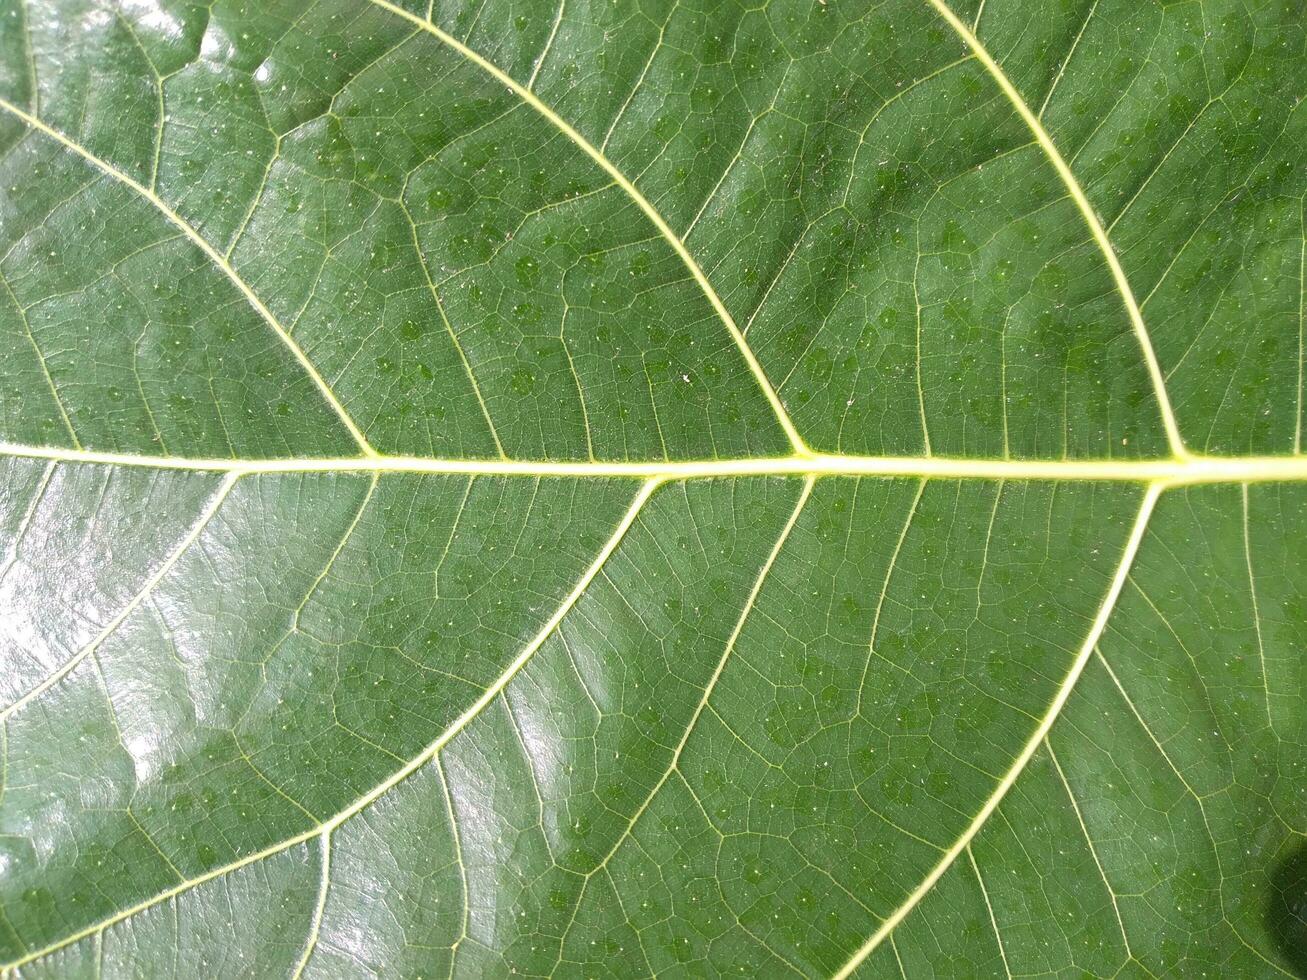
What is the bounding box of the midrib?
[4,441,1307,486]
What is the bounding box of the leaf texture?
[0,0,1304,977]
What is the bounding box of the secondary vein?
[924,0,1187,460]
[832,482,1162,977]
[0,477,658,973]
[364,0,809,457]
[0,472,239,722]
[0,96,378,458]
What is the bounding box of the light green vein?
[0,266,79,448]
[5,441,1307,485]
[1044,737,1132,958]
[0,478,657,972]
[0,471,238,722]
[924,0,1187,459]
[0,96,377,458]
[967,844,1013,980]
[365,0,809,457]
[832,482,1161,977]
[290,832,331,980]
[553,475,815,959]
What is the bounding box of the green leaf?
[0,0,1303,976]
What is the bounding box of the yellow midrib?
[4,441,1307,486]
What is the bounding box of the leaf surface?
[0,0,1304,976]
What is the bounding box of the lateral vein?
[364,0,809,457]
[0,267,80,448]
[0,96,377,458]
[923,0,1187,459]
[831,482,1161,977]
[593,478,809,873]
[0,478,658,972]
[0,472,238,721]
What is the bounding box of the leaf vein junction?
[364,0,808,456]
[831,483,1161,977]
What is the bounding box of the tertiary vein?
[2,471,1175,974]
[0,0,1236,473]
[1,3,1300,970]
[363,0,808,456]
[832,483,1162,978]
[0,472,238,722]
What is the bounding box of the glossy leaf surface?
[0,0,1304,976]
